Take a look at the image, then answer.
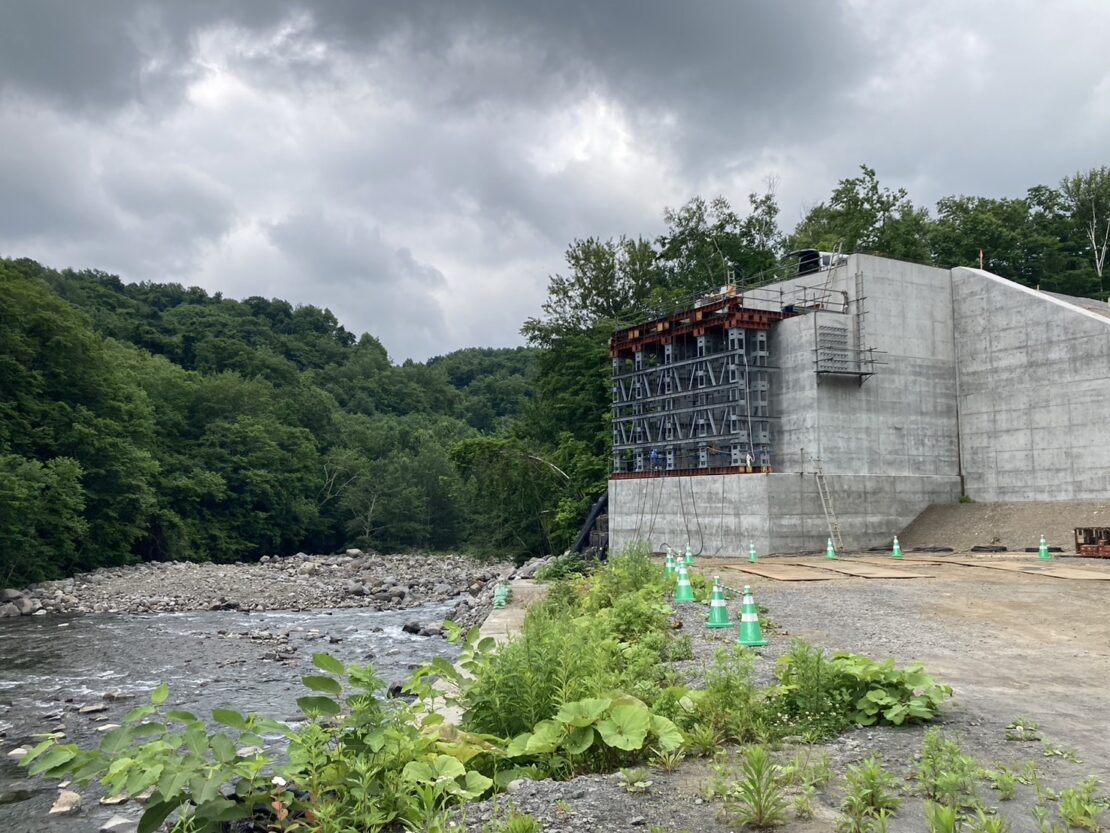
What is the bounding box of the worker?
[649,447,660,470]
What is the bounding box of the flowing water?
[0,602,460,833]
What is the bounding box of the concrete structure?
[608,254,1110,555]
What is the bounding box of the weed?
[684,723,724,758]
[666,634,694,662]
[990,766,1019,801]
[1059,778,1107,831]
[925,801,962,833]
[553,799,572,815]
[1044,745,1082,764]
[651,747,686,771]
[793,784,816,819]
[484,810,544,833]
[917,729,983,808]
[968,808,1011,833]
[846,756,903,816]
[535,551,589,582]
[1006,718,1042,742]
[1032,804,1068,833]
[620,767,654,793]
[723,746,787,828]
[699,647,761,741]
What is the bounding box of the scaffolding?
[610,289,797,477]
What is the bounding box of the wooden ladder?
[814,464,844,552]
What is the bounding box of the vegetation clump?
[20,545,956,832]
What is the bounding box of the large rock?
[297,561,319,576]
[0,603,19,619]
[48,789,81,815]
[14,597,36,616]
[0,589,22,602]
[100,814,138,833]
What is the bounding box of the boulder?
[297,561,319,576]
[0,603,19,619]
[100,814,139,833]
[345,583,369,597]
[48,789,81,815]
[15,597,36,615]
[432,583,454,596]
[0,589,21,602]
[401,621,422,635]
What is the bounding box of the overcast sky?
[2,1,1108,361]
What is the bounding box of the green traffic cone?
[748,543,758,563]
[684,544,694,566]
[706,576,732,628]
[825,537,838,560]
[891,536,903,560]
[664,548,675,577]
[736,585,768,647]
[674,564,696,603]
[1038,535,1052,561]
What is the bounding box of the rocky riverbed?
[0,552,518,631]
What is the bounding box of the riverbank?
[0,552,516,630]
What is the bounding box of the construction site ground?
[462,552,1110,833]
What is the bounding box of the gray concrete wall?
[608,472,961,555]
[952,268,1110,501]
[771,255,960,477]
[607,256,1110,557]
[608,474,772,556]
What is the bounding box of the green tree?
[788,164,931,261]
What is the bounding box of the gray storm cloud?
[1,0,1108,359]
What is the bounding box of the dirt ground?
[462,552,1110,833]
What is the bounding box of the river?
[0,602,460,833]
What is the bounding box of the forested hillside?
[0,258,540,584]
[2,163,1106,585]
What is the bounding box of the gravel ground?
[458,554,1110,833]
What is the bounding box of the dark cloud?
[0,0,1107,359]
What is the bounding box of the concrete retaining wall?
[952,268,1110,501]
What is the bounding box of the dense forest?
[2,164,1107,585]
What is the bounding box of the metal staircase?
[814,464,844,552]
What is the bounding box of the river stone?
[99,793,128,805]
[432,583,454,596]
[48,789,81,815]
[78,703,108,714]
[0,589,22,602]
[100,814,139,833]
[297,561,319,576]
[0,603,19,619]
[6,746,29,759]
[402,621,421,634]
[0,784,37,805]
[15,597,36,615]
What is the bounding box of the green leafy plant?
[990,766,1019,801]
[698,647,762,741]
[837,757,902,833]
[968,809,1011,833]
[723,746,787,828]
[651,746,686,771]
[769,642,952,740]
[793,784,816,820]
[1006,718,1042,742]
[1059,778,1107,831]
[917,729,983,808]
[620,766,654,793]
[684,723,724,758]
[1044,745,1082,764]
[925,801,962,833]
[535,550,590,581]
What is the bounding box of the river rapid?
[0,602,461,833]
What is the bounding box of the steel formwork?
[610,292,796,476]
